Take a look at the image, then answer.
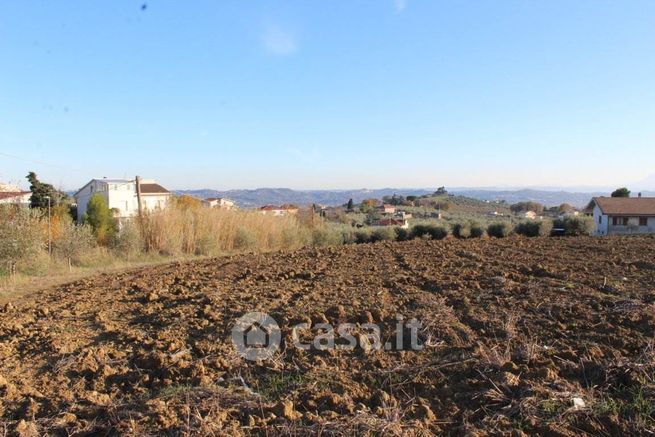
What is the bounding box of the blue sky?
[1,0,654,191]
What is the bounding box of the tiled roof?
[0,191,30,201]
[140,183,170,194]
[593,197,655,216]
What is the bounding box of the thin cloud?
[262,24,298,56]
[394,0,408,13]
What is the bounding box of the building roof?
[140,183,170,194]
[593,197,655,216]
[0,191,30,201]
[375,218,405,226]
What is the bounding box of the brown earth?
[1,236,654,436]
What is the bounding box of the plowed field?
[1,236,654,436]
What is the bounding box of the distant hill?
[173,188,435,208]
[173,187,655,208]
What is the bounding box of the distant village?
[1,176,655,236]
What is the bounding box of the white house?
[203,197,235,209]
[259,204,299,216]
[589,196,655,236]
[74,177,170,223]
[0,184,31,206]
[521,211,538,220]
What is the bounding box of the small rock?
[274,400,301,420]
[146,293,159,302]
[571,397,586,410]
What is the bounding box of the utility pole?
[45,195,52,257]
[135,175,143,220]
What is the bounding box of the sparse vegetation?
[411,223,449,240]
[515,220,553,237]
[553,215,595,236]
[487,222,512,238]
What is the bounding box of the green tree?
[26,172,68,209]
[346,198,354,211]
[611,187,630,198]
[83,194,117,245]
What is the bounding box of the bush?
[411,223,449,240]
[53,221,95,270]
[452,220,484,239]
[515,220,553,237]
[83,194,117,245]
[470,221,485,238]
[312,227,344,247]
[354,228,373,244]
[452,222,471,239]
[487,222,512,238]
[0,206,44,276]
[370,227,396,242]
[234,227,257,250]
[553,216,595,236]
[112,221,143,259]
[395,227,411,241]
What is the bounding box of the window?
[598,216,601,224]
[612,217,628,226]
[639,217,648,226]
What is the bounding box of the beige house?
[521,211,538,220]
[203,197,235,209]
[260,204,299,216]
[0,184,31,205]
[378,204,396,214]
[589,196,655,236]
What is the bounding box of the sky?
[1,0,654,191]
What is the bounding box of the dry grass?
[139,205,313,256]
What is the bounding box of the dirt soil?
[1,236,654,436]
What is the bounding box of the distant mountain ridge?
[173,187,655,208]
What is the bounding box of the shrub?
[453,220,485,239]
[554,216,595,236]
[487,222,512,238]
[411,223,449,240]
[354,228,373,244]
[83,194,117,245]
[370,227,396,242]
[0,206,44,276]
[515,220,553,237]
[312,227,344,247]
[452,222,471,239]
[234,227,257,250]
[53,221,95,271]
[395,227,411,241]
[112,221,143,259]
[470,221,485,238]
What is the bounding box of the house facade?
[0,184,31,206]
[259,204,299,216]
[74,178,170,223]
[589,196,655,236]
[203,197,235,209]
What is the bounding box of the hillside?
[1,236,654,435]
[173,187,655,208]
